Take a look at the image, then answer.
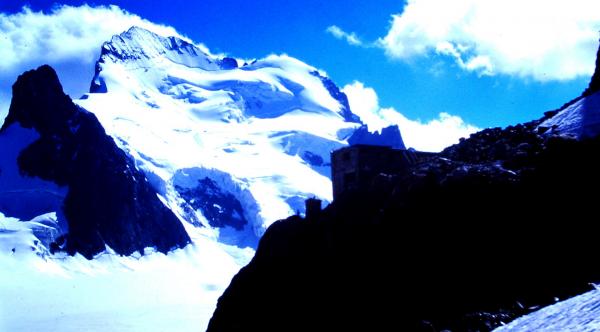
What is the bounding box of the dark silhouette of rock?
[207,42,600,331]
[331,144,420,199]
[348,124,406,149]
[584,39,600,97]
[220,57,238,70]
[310,70,361,124]
[89,61,108,93]
[208,116,600,331]
[176,177,247,230]
[1,65,190,259]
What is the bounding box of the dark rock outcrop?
[219,57,239,70]
[584,39,600,97]
[208,116,600,331]
[208,43,600,331]
[176,177,247,230]
[310,70,362,124]
[1,65,190,259]
[348,124,406,149]
[89,62,108,93]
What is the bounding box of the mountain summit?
[90,26,228,93]
[77,26,400,246]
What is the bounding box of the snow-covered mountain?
[0,26,398,331]
[0,26,409,254]
[1,23,600,332]
[76,26,377,247]
[0,26,407,329]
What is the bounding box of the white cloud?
[326,25,364,46]
[0,5,186,72]
[377,0,600,81]
[342,81,479,152]
[0,5,196,124]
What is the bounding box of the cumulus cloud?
[378,0,600,81]
[326,25,364,46]
[342,81,479,152]
[0,5,194,124]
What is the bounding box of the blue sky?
[0,0,598,130]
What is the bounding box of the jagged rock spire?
[1,65,190,259]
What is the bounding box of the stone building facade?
[331,145,433,199]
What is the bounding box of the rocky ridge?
[207,44,600,331]
[0,65,190,259]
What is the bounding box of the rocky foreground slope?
[207,46,600,331]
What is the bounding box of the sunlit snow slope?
[494,288,600,332]
[77,26,361,247]
[539,90,600,140]
[0,211,253,332]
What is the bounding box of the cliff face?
[0,65,190,259]
[208,115,600,331]
[584,40,600,97]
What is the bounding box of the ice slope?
[494,288,600,331]
[0,212,253,332]
[539,91,600,139]
[77,27,362,244]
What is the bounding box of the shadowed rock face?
[348,124,406,149]
[208,44,600,331]
[310,70,361,124]
[208,116,600,331]
[1,65,190,259]
[584,40,600,97]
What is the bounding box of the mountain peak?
[348,125,406,149]
[1,65,75,134]
[124,25,154,36]
[79,29,371,243]
[99,26,221,71]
